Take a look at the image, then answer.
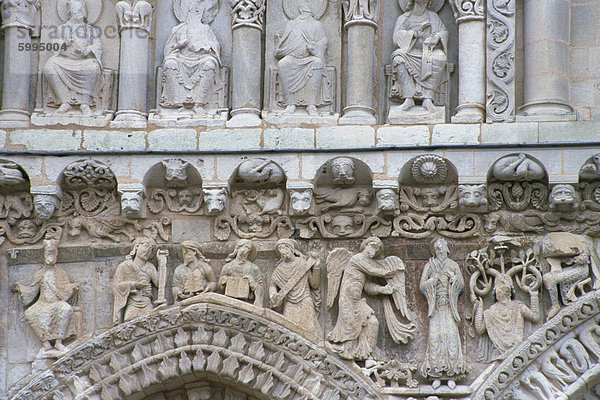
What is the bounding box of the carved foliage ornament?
[115,1,153,32]
[0,0,39,30]
[451,0,483,21]
[230,0,265,29]
[61,160,119,217]
[342,0,379,25]
[411,154,448,184]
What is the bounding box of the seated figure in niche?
[219,239,264,307]
[391,0,447,113]
[160,0,222,115]
[43,0,102,116]
[275,0,329,115]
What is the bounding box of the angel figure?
[327,237,415,360]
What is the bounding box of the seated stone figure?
[43,0,102,116]
[391,0,448,113]
[12,237,81,355]
[275,0,329,115]
[159,0,222,116]
[219,239,264,307]
[172,240,216,302]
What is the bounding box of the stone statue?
[159,0,223,116]
[172,240,216,302]
[327,237,415,360]
[541,233,592,320]
[549,184,579,212]
[219,239,264,306]
[12,236,81,355]
[42,0,102,116]
[269,239,323,338]
[275,0,329,115]
[474,274,540,360]
[112,236,168,324]
[391,0,448,114]
[420,238,467,388]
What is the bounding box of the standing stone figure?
[269,239,323,338]
[172,241,216,302]
[113,236,167,324]
[474,274,540,361]
[391,0,448,113]
[327,237,415,360]
[275,0,329,115]
[43,0,102,115]
[160,0,222,115]
[220,239,264,307]
[12,237,81,354]
[420,238,467,389]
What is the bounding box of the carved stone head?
[66,0,87,22]
[203,187,228,215]
[419,187,443,207]
[130,236,156,262]
[17,220,37,239]
[119,185,146,219]
[43,238,60,266]
[432,238,449,258]
[331,215,356,237]
[549,184,579,212]
[494,274,514,303]
[31,187,62,220]
[459,184,487,211]
[360,237,383,258]
[178,189,194,207]
[376,188,398,213]
[331,157,356,185]
[179,240,206,266]
[162,159,189,188]
[290,189,313,215]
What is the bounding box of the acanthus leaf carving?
[230,0,265,30]
[451,0,484,22]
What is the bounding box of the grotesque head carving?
[376,188,398,213]
[17,220,37,239]
[178,189,194,207]
[331,157,356,185]
[290,189,312,215]
[162,159,189,188]
[419,187,444,208]
[203,187,228,215]
[331,215,356,237]
[120,187,146,219]
[459,184,487,211]
[33,194,61,220]
[549,184,579,211]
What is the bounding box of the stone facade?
[1,1,600,400]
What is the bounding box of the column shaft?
[0,27,32,126]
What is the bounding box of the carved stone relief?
[263,0,341,124]
[146,159,204,215]
[387,0,449,124]
[32,0,116,127]
[220,239,264,306]
[149,0,229,127]
[173,240,216,302]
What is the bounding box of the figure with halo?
[220,239,264,306]
[275,0,329,116]
[420,238,467,389]
[326,237,415,360]
[391,0,448,114]
[43,0,102,116]
[466,236,542,362]
[159,0,223,116]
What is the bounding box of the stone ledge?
[0,121,598,153]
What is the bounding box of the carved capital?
[230,0,265,30]
[1,0,39,31]
[451,0,484,23]
[343,0,379,29]
[115,1,153,33]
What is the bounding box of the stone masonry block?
[481,123,538,144]
[376,126,430,147]
[199,129,261,151]
[570,5,597,47]
[432,124,480,145]
[83,130,146,151]
[148,129,197,151]
[315,126,375,149]
[0,130,6,149]
[539,121,600,143]
[10,130,81,151]
[264,128,314,149]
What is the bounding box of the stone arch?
[5,296,381,400]
[473,290,600,400]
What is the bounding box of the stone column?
[0,0,39,127]
[519,0,574,120]
[451,0,486,123]
[339,1,378,125]
[227,0,265,128]
[112,1,153,128]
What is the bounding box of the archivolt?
[5,295,381,400]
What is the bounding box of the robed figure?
[327,237,415,360]
[275,0,330,115]
[43,0,102,115]
[420,238,467,388]
[160,0,222,114]
[391,0,448,112]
